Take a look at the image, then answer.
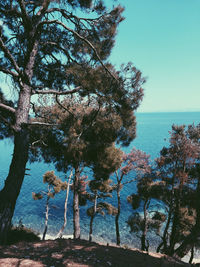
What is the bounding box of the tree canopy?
[0,0,145,244]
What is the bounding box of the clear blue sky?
[110,0,200,113]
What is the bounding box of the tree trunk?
[73,166,80,239]
[0,129,29,244]
[42,192,50,241]
[173,178,200,258]
[89,192,97,242]
[156,202,173,253]
[168,196,180,255]
[89,215,94,242]
[189,245,194,264]
[115,183,121,246]
[157,176,176,254]
[0,25,39,244]
[57,171,72,238]
[141,199,149,252]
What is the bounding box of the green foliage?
[33,171,67,200]
[0,0,145,245]
[127,194,141,210]
[87,202,117,217]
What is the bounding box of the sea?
[0,112,200,251]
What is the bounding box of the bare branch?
[121,178,137,186]
[36,0,51,17]
[17,0,29,21]
[0,37,21,74]
[55,95,74,116]
[31,139,48,147]
[0,114,12,127]
[0,103,16,114]
[0,66,19,77]
[27,121,59,127]
[40,41,74,62]
[32,86,81,95]
[38,20,118,81]
[45,8,99,21]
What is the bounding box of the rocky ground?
[0,238,196,267]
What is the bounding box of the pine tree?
[113,147,151,246]
[32,170,67,240]
[0,0,145,243]
[86,178,117,242]
[127,175,166,252]
[151,125,200,257]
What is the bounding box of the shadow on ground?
[0,238,192,266]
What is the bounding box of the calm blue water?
[0,112,199,247]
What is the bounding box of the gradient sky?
[110,0,200,112]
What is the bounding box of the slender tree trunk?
[57,172,72,238]
[141,199,149,252]
[115,182,121,246]
[42,191,50,241]
[157,176,176,254]
[89,192,97,242]
[168,196,180,255]
[174,178,200,258]
[89,215,94,242]
[156,203,173,253]
[73,166,80,239]
[189,245,194,264]
[0,129,29,244]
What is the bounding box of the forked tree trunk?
[0,129,29,244]
[174,178,200,258]
[73,166,80,239]
[57,171,72,238]
[156,199,173,253]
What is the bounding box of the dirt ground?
[0,238,194,267]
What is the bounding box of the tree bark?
[141,199,149,252]
[189,245,194,264]
[173,178,200,258]
[43,191,50,241]
[0,129,29,244]
[115,182,121,246]
[0,22,38,243]
[89,192,97,242]
[89,215,94,242]
[168,194,180,255]
[73,166,80,239]
[57,173,72,238]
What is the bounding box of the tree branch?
[0,66,19,77]
[38,19,118,81]
[0,103,16,114]
[0,114,12,127]
[0,37,21,74]
[36,0,51,17]
[17,0,29,22]
[55,95,74,117]
[31,139,47,147]
[32,86,81,95]
[27,121,59,127]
